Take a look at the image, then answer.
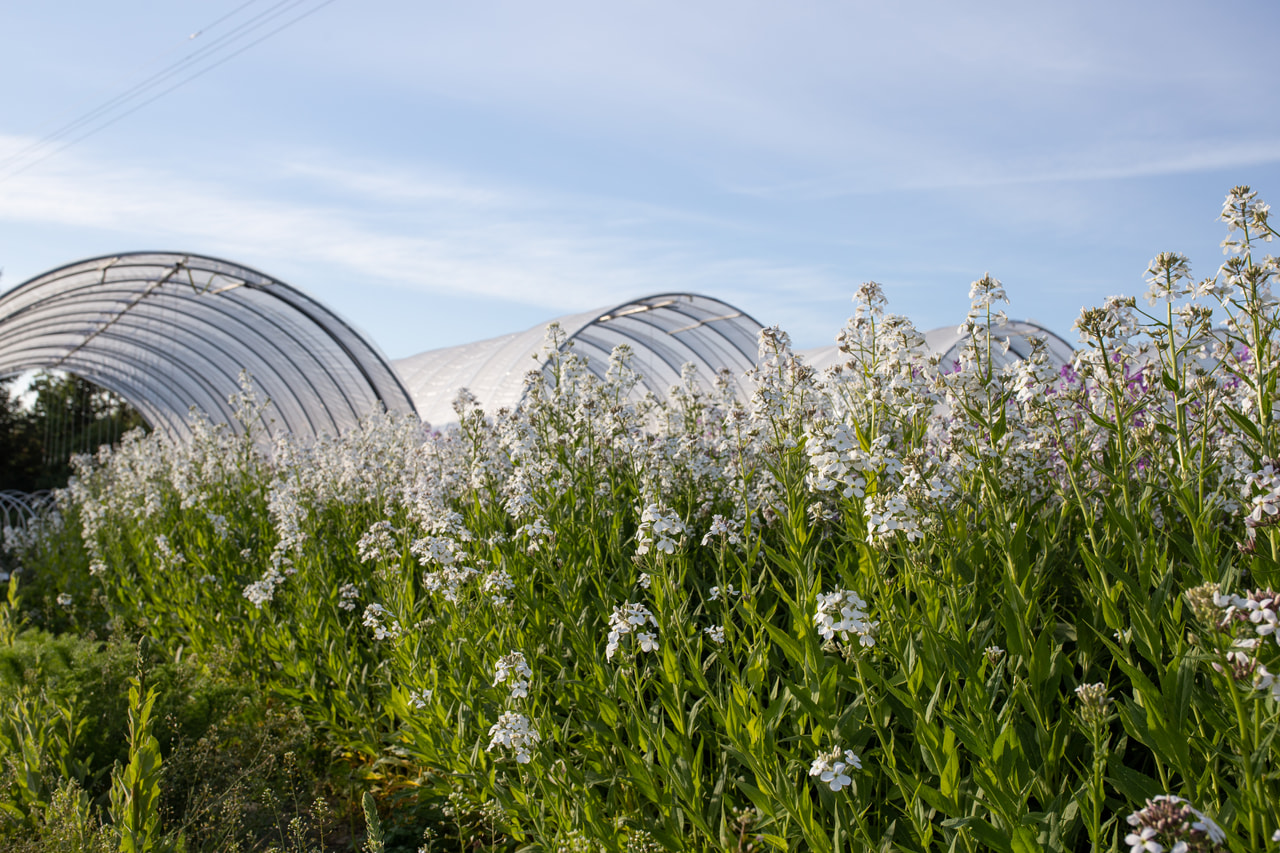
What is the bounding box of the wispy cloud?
[726,137,1280,202]
[0,135,846,325]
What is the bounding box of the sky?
[1,0,1278,359]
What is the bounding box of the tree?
[0,377,41,491]
[0,373,146,491]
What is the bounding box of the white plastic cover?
[0,253,416,441]
[394,293,765,426]
[800,319,1075,374]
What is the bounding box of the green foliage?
[6,188,1280,851]
[110,677,165,853]
[361,792,385,853]
[0,620,327,851]
[1,779,116,853]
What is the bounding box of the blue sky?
[1,0,1278,358]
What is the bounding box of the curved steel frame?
[0,490,54,531]
[394,293,765,425]
[0,253,417,442]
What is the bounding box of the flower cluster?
[701,514,742,546]
[1074,682,1110,727]
[1210,587,1280,699]
[337,582,360,611]
[809,746,862,792]
[1244,462,1280,532]
[483,569,514,605]
[805,423,872,499]
[606,602,659,660]
[421,563,479,603]
[814,590,877,648]
[864,493,922,545]
[153,533,185,570]
[362,603,402,641]
[243,565,286,607]
[516,516,553,551]
[411,534,462,567]
[487,711,540,764]
[357,520,398,563]
[1124,795,1224,853]
[635,504,685,556]
[1214,587,1280,644]
[494,651,533,699]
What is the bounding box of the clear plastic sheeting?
[801,319,1075,374]
[0,253,416,442]
[394,293,765,426]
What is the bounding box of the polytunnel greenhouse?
[1,251,1077,446]
[393,293,765,426]
[0,252,417,442]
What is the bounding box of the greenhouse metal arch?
[0,252,417,442]
[393,293,766,426]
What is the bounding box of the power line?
[4,0,264,157]
[0,0,328,178]
[0,0,339,184]
[0,0,273,175]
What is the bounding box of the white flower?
[411,535,461,567]
[362,603,402,641]
[638,572,651,589]
[709,584,739,602]
[1075,682,1110,725]
[636,503,685,556]
[1125,795,1225,852]
[56,593,73,607]
[606,602,658,660]
[516,517,553,551]
[483,569,514,605]
[1124,826,1163,853]
[357,520,398,563]
[701,514,742,546]
[494,651,533,699]
[338,582,360,611]
[814,589,877,648]
[809,746,862,792]
[421,564,479,603]
[242,568,285,607]
[487,711,540,763]
[704,625,725,644]
[1144,252,1193,305]
[408,688,432,710]
[153,534,185,569]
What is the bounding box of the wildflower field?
[3,187,1280,852]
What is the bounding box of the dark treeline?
[0,373,146,492]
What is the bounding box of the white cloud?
[0,135,846,324]
[727,137,1280,202]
